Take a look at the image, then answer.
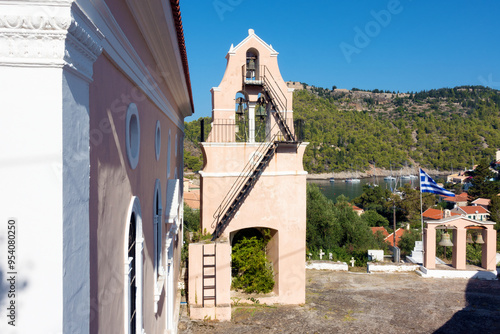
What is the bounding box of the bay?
[308,177,419,203]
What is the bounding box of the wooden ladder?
[202,244,216,307]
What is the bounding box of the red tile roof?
[351,204,363,211]
[170,0,194,113]
[371,227,389,237]
[184,189,200,209]
[458,206,489,215]
[442,192,469,202]
[422,208,460,220]
[471,198,490,206]
[384,228,406,247]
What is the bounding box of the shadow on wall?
[434,274,500,333]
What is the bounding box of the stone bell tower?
[189,29,308,320]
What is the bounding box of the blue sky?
[182,1,500,121]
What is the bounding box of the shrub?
[231,232,274,294]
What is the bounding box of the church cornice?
[0,2,103,81]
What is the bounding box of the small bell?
[247,58,256,70]
[466,233,474,244]
[439,232,454,247]
[255,104,266,118]
[475,233,485,244]
[236,97,246,115]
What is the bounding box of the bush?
[231,233,274,294]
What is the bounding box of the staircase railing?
[210,66,299,240]
[211,126,280,240]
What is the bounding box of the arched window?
[125,197,143,334]
[167,129,171,178]
[245,49,259,80]
[235,91,248,142]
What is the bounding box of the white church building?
[0,0,193,333]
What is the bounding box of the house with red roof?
[451,206,490,221]
[471,198,491,210]
[422,208,460,220]
[371,226,389,238]
[351,204,365,216]
[441,192,469,208]
[384,228,406,247]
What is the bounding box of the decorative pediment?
[228,29,278,56]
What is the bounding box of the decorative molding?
[64,5,103,81]
[0,2,103,81]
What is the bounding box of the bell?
[475,233,485,244]
[236,103,244,115]
[466,233,474,244]
[255,104,266,118]
[439,232,454,247]
[247,58,256,70]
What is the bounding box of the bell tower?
[190,30,307,319]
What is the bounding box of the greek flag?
[419,168,455,197]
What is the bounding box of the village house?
[422,208,461,220]
[0,0,192,333]
[471,198,491,210]
[440,192,469,208]
[451,206,490,221]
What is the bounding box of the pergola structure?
[424,216,497,270]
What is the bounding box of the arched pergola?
[424,216,497,270]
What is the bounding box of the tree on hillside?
[306,183,339,251]
[361,209,389,227]
[467,160,500,200]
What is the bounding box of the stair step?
[203,296,216,300]
[204,275,215,279]
[203,264,215,268]
[203,285,216,289]
[203,254,215,257]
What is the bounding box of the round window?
[155,121,161,161]
[126,103,140,169]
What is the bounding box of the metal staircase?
[210,65,299,241]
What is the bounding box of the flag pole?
[419,168,424,242]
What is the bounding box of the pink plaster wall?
[200,143,307,304]
[89,54,184,334]
[188,242,232,321]
[210,31,294,136]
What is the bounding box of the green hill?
[294,85,500,173]
[184,85,500,173]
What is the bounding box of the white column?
[0,2,103,333]
[248,102,256,143]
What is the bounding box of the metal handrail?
[211,124,280,228]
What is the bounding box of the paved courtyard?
[178,269,500,333]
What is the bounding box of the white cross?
[319,249,325,260]
[329,253,333,260]
[350,257,356,267]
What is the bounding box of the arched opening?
[465,226,485,266]
[231,227,263,246]
[230,228,275,294]
[153,179,163,282]
[255,91,268,142]
[125,197,143,334]
[235,91,249,142]
[128,212,137,333]
[436,225,454,262]
[246,48,259,80]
